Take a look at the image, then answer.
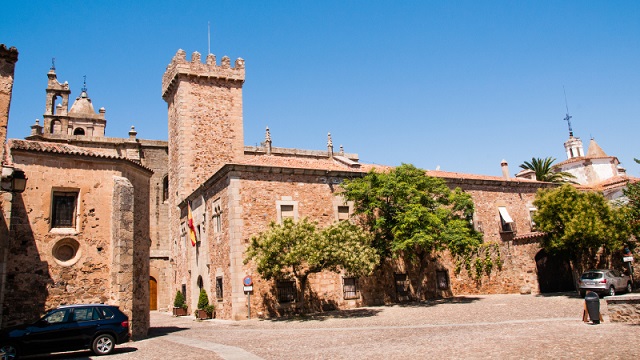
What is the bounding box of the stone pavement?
[25,293,640,359]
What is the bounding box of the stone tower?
[162,49,245,203]
[161,50,245,296]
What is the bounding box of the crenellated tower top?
[161,49,245,100]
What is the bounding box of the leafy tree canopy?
[623,177,640,243]
[533,184,630,269]
[244,218,379,309]
[519,157,576,183]
[341,163,482,263]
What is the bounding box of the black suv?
[0,304,130,359]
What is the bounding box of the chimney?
[501,159,510,180]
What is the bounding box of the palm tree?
[519,157,576,183]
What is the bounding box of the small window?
[73,127,85,135]
[529,208,537,231]
[343,277,358,299]
[197,276,203,290]
[276,280,296,303]
[52,238,81,266]
[337,206,350,221]
[436,270,450,290]
[498,206,514,233]
[280,205,294,220]
[52,191,78,228]
[276,200,298,224]
[212,201,222,234]
[394,273,410,301]
[216,276,223,300]
[162,176,169,202]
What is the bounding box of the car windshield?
[581,272,603,280]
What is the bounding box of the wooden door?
[149,277,158,311]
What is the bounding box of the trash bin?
[584,291,600,324]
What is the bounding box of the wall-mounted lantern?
[1,166,27,193]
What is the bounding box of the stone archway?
[535,249,574,293]
[149,277,158,311]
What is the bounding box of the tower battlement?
[161,49,245,100]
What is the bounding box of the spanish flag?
[187,201,197,246]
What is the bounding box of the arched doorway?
[149,277,158,311]
[535,249,574,293]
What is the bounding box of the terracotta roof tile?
[8,139,152,172]
[425,170,542,183]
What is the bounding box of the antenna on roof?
[208,21,211,55]
[563,86,573,137]
[82,75,87,93]
[51,57,56,70]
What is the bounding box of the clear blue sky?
[3,1,639,177]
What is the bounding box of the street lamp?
[1,166,27,193]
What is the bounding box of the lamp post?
[1,167,27,193]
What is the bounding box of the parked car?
[578,269,633,297]
[0,304,129,359]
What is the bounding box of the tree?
[533,184,631,275]
[519,157,576,183]
[244,218,379,312]
[623,178,640,243]
[341,164,483,298]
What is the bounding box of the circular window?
[52,238,81,266]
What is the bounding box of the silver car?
[578,269,632,297]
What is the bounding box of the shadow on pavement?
[147,325,189,338]
[23,346,137,359]
[265,308,383,322]
[535,291,580,298]
[395,296,483,307]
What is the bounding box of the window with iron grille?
[216,276,223,300]
[276,280,296,303]
[343,277,359,299]
[394,273,410,301]
[436,270,450,290]
[52,191,78,228]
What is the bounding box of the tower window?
[73,128,85,135]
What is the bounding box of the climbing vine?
[454,243,502,282]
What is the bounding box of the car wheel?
[92,334,115,356]
[626,282,633,293]
[0,344,19,360]
[608,286,615,297]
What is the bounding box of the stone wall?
[606,295,640,324]
[0,44,18,157]
[0,44,18,327]
[4,148,151,338]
